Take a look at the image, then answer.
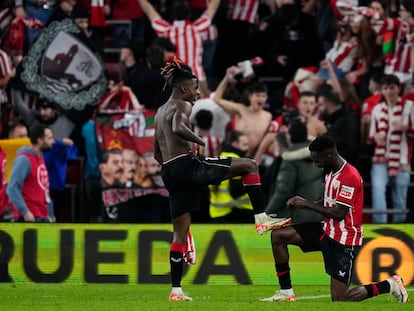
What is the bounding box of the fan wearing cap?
[35,99,58,123]
[11,92,75,141]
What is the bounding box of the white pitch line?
[296,295,330,300]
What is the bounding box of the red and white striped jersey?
[326,37,358,72]
[381,18,414,81]
[202,135,223,157]
[200,24,218,41]
[189,0,218,41]
[152,16,210,81]
[226,0,259,24]
[361,94,383,116]
[323,162,363,246]
[0,48,13,104]
[0,8,13,35]
[368,98,414,174]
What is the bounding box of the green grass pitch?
[0,283,411,310]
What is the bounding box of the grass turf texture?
[0,284,411,310]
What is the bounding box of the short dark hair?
[8,120,27,137]
[245,82,268,95]
[402,0,414,15]
[146,44,165,68]
[309,134,336,152]
[72,7,89,19]
[29,123,48,144]
[288,118,308,143]
[195,109,213,130]
[276,131,289,149]
[298,91,316,100]
[370,70,383,85]
[124,40,145,62]
[152,37,176,53]
[318,91,341,107]
[370,0,387,10]
[100,149,122,164]
[225,130,245,146]
[380,74,401,87]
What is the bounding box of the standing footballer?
[153,57,291,301]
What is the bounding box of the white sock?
[172,287,183,294]
[280,288,294,296]
[254,212,265,222]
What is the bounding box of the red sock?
[242,174,261,186]
[170,242,187,254]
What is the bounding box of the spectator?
[43,137,78,221]
[193,109,222,157]
[214,66,272,157]
[314,20,358,90]
[71,7,104,54]
[317,88,359,165]
[7,121,28,139]
[0,31,15,116]
[11,94,75,141]
[258,0,324,80]
[133,43,169,110]
[189,0,220,86]
[254,91,326,165]
[0,145,13,221]
[151,36,177,62]
[190,84,238,141]
[360,71,383,145]
[107,0,145,47]
[368,74,414,223]
[6,123,55,222]
[120,40,147,97]
[209,130,254,223]
[381,0,414,87]
[265,118,323,224]
[138,0,221,98]
[47,0,77,24]
[14,0,57,44]
[213,0,260,79]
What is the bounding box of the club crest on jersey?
[339,185,354,199]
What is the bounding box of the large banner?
[20,19,107,112]
[0,224,413,285]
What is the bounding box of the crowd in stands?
[1,0,414,224]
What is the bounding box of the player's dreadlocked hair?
[160,56,198,89]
